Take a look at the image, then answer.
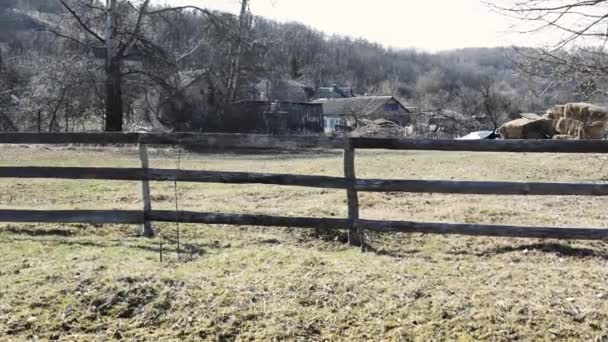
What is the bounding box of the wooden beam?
[151,211,608,240]
[344,145,361,246]
[354,179,608,196]
[139,144,154,237]
[350,138,608,153]
[0,167,350,188]
[1,209,607,241]
[0,210,143,224]
[0,133,139,144]
[2,133,608,153]
[138,133,347,149]
[3,167,608,197]
[3,166,608,197]
[358,219,608,240]
[148,210,349,229]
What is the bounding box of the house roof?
[313,96,410,116]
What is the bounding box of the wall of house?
[218,101,324,135]
[324,115,349,134]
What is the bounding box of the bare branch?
[118,0,151,58]
[58,0,106,44]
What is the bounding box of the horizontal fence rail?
[2,167,608,196]
[1,132,608,246]
[1,210,608,241]
[3,132,608,153]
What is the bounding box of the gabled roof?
[313,96,410,116]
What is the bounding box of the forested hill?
[0,0,586,132]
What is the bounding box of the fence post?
[344,141,361,247]
[139,143,154,237]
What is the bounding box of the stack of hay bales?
[549,103,608,139]
[499,103,608,139]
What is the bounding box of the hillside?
[0,0,591,133]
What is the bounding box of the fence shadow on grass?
[475,242,608,260]
[0,235,234,258]
[0,225,78,237]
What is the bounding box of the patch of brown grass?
[0,146,608,340]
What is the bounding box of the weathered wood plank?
[2,133,608,153]
[0,133,139,144]
[138,133,347,149]
[358,219,608,240]
[355,179,608,196]
[139,144,154,237]
[1,209,607,241]
[344,146,361,246]
[3,167,608,196]
[151,211,608,240]
[350,138,608,153]
[148,211,349,229]
[0,167,350,188]
[0,210,143,224]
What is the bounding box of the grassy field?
[1,145,608,341]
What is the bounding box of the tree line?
[0,0,604,133]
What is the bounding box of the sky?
[152,0,537,52]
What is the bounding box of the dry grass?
[1,145,608,341]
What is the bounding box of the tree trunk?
[104,0,123,132]
[227,0,249,103]
[104,60,124,132]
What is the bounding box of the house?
[220,100,324,135]
[254,79,315,102]
[313,96,411,134]
[314,85,354,100]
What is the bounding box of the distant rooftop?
[313,96,410,116]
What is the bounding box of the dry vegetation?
[1,145,608,341]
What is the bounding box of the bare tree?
[478,76,512,130]
[50,0,222,131]
[227,0,251,103]
[491,0,608,98]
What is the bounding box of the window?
[384,103,399,112]
[329,119,336,129]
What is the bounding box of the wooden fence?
[2,132,608,246]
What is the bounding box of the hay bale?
[498,118,553,139]
[555,117,584,138]
[585,121,608,139]
[532,103,608,139]
[551,103,608,139]
[498,118,531,139]
[546,105,565,120]
[562,103,608,122]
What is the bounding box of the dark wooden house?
[217,100,324,135]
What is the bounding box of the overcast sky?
[152,0,538,52]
